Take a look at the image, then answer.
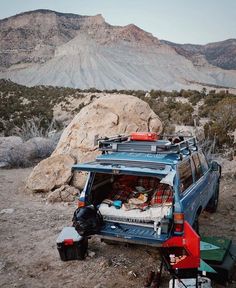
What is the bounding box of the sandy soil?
[0,168,235,288]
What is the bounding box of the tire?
[205,183,219,213]
[192,215,199,234]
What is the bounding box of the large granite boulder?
[53,94,163,162]
[27,94,162,195]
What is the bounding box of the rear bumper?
[97,221,170,247]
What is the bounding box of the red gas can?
[130,132,159,141]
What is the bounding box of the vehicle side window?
[198,151,209,173]
[178,159,193,193]
[192,153,203,181]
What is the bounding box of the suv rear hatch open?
[73,161,175,246]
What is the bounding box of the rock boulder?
[53,94,162,162]
[47,185,79,203]
[26,154,75,192]
[26,94,163,195]
[71,171,88,190]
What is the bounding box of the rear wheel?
[192,215,199,234]
[206,184,219,213]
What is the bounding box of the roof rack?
[98,135,198,155]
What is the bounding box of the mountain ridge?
[162,39,236,70]
[0,9,236,90]
[0,9,89,23]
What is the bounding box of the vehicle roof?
[97,151,182,166]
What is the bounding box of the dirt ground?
[0,168,236,288]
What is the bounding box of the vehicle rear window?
[192,153,203,181]
[178,159,193,193]
[198,151,209,173]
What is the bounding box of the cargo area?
[88,173,173,226]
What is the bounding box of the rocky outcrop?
[47,184,79,203]
[163,39,236,70]
[71,171,88,190]
[26,154,75,192]
[53,94,163,163]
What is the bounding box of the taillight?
[174,213,184,233]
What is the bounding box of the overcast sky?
[1,0,235,44]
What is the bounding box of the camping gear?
[56,227,88,261]
[200,236,236,283]
[72,205,103,236]
[98,203,171,224]
[162,221,200,270]
[169,276,211,288]
[113,200,122,209]
[130,132,159,141]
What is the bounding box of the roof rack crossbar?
[97,135,197,155]
[173,137,197,153]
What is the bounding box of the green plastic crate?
[201,236,231,264]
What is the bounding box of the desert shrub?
[145,97,194,126]
[4,144,31,167]
[189,93,203,106]
[72,102,86,114]
[198,105,209,118]
[14,117,62,141]
[84,87,101,93]
[2,136,56,168]
[0,80,86,136]
[204,121,233,148]
[204,97,236,149]
[90,94,97,101]
[26,137,55,158]
[133,90,146,98]
[199,90,234,118]
[197,136,217,159]
[162,121,175,135]
[179,89,192,98]
[103,89,118,94]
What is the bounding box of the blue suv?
[73,133,221,247]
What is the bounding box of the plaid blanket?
[109,175,160,202]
